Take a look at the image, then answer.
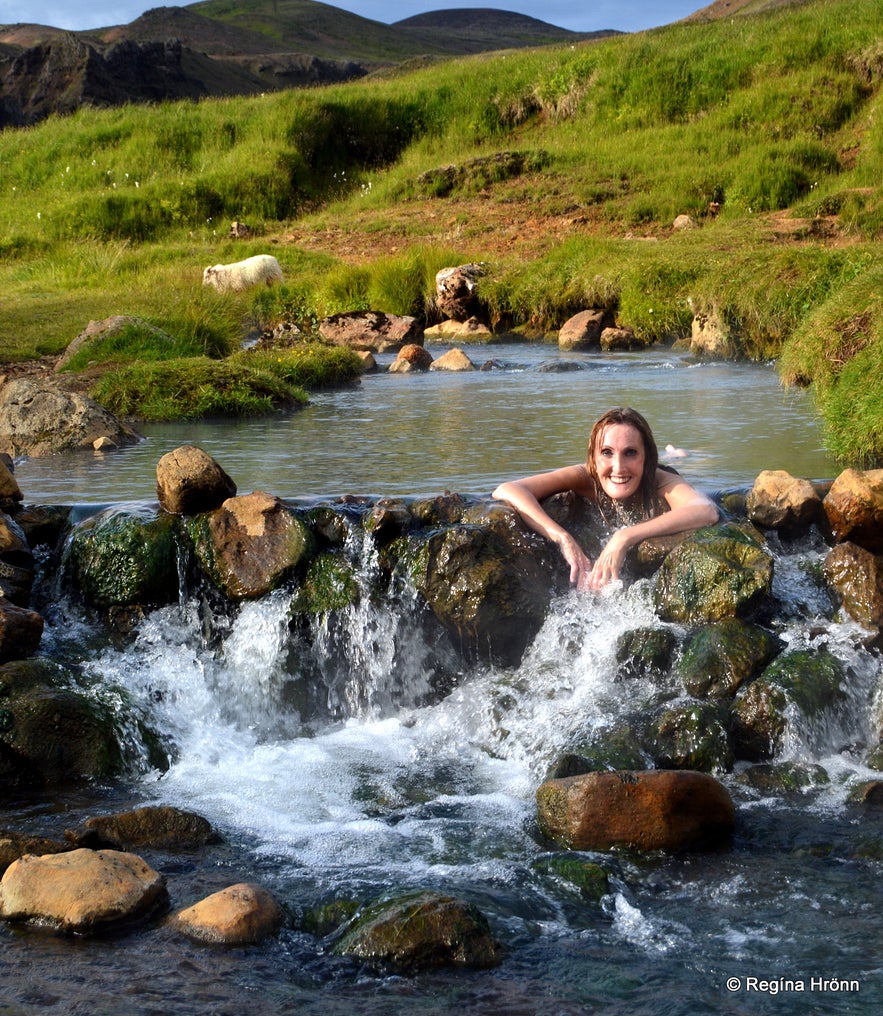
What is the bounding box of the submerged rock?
[615,627,679,683]
[0,831,69,876]
[0,848,168,934]
[648,701,734,774]
[535,769,735,852]
[332,891,501,971]
[67,806,218,851]
[534,855,611,902]
[0,658,126,785]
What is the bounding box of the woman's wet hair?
[586,407,659,509]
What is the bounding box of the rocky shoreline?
[1,444,882,970]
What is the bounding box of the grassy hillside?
[1,0,881,460]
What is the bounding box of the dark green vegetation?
[1,0,881,459]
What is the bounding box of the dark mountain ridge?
[0,2,615,128]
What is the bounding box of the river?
[3,344,881,1015]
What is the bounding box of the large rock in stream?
[65,504,182,610]
[0,848,168,934]
[654,522,774,624]
[0,378,141,458]
[536,770,736,852]
[0,658,168,785]
[731,648,849,760]
[332,891,501,971]
[189,492,314,600]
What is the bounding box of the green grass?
[1,0,882,459]
[88,358,310,421]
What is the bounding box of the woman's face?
[593,423,646,500]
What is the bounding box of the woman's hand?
[556,532,594,590]
[587,529,632,590]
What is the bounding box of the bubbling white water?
[72,536,882,922]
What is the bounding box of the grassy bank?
[1,0,881,460]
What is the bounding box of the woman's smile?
[594,423,646,500]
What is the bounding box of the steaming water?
[3,345,882,1014]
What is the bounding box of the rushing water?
[3,344,881,1015]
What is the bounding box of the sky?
[0,2,705,36]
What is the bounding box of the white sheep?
[202,254,283,293]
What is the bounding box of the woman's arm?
[587,472,719,588]
[492,465,595,588]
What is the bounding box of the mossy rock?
[418,521,558,665]
[615,627,679,683]
[731,648,848,761]
[555,723,652,775]
[736,761,831,794]
[677,618,782,699]
[0,657,168,782]
[299,898,361,938]
[65,505,181,609]
[291,552,360,616]
[654,522,773,624]
[332,891,501,971]
[534,854,611,902]
[648,700,734,773]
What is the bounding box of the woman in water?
[492,407,719,591]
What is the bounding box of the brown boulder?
[156,445,237,515]
[434,264,486,322]
[429,347,475,372]
[68,805,217,851]
[389,344,433,373]
[0,511,35,607]
[190,491,313,600]
[600,326,639,351]
[424,317,492,342]
[0,832,69,876]
[0,459,22,512]
[535,769,735,852]
[318,311,423,352]
[823,468,883,551]
[558,308,616,352]
[823,542,883,631]
[746,470,822,530]
[0,597,43,663]
[0,848,168,933]
[690,304,740,358]
[172,883,284,945]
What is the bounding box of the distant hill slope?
[0,1,610,128]
[684,0,808,19]
[392,9,616,55]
